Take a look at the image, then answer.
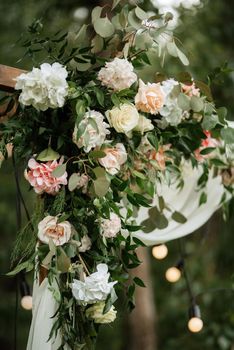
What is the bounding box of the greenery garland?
[0,1,233,349]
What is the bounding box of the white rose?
[78,235,92,252]
[86,302,117,324]
[101,212,122,238]
[106,103,139,135]
[15,63,68,111]
[134,114,154,134]
[98,58,137,91]
[73,110,110,153]
[99,143,127,175]
[71,263,117,305]
[38,216,72,246]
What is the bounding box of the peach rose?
[38,216,72,246]
[99,143,127,175]
[135,79,165,114]
[25,158,67,195]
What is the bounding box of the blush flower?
[25,158,67,195]
[182,82,200,97]
[101,212,121,238]
[135,79,165,114]
[15,63,68,111]
[71,263,117,305]
[78,235,92,252]
[38,216,72,246]
[99,143,127,175]
[98,58,137,91]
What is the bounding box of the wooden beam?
[0,64,26,92]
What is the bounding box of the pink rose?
[182,82,200,97]
[99,143,127,175]
[135,79,165,115]
[25,158,67,195]
[38,216,72,246]
[194,131,219,162]
[101,212,121,238]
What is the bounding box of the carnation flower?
[71,263,117,305]
[25,158,67,195]
[106,103,139,135]
[99,143,127,175]
[86,302,117,324]
[135,79,165,114]
[78,235,92,252]
[15,63,68,111]
[38,216,72,246]
[73,110,110,153]
[98,58,137,91]
[134,114,154,134]
[101,212,122,238]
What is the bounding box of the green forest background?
[0,0,234,349]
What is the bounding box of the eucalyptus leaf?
[221,127,234,144]
[177,93,190,110]
[135,7,148,20]
[57,248,71,273]
[93,17,115,38]
[68,173,80,192]
[112,0,121,10]
[171,211,187,224]
[91,6,102,23]
[6,260,34,276]
[190,96,204,112]
[202,114,219,130]
[52,163,67,178]
[37,147,60,161]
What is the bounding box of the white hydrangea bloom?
[15,63,68,111]
[71,264,117,305]
[73,110,110,153]
[101,212,122,238]
[98,58,137,91]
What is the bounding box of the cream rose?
[135,79,165,114]
[99,143,127,175]
[134,114,154,134]
[38,216,72,246]
[106,103,139,135]
[85,301,117,324]
[78,235,92,252]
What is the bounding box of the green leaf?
[133,276,146,288]
[89,150,106,159]
[37,147,60,161]
[57,248,71,273]
[177,93,190,110]
[91,35,104,53]
[93,177,110,197]
[194,80,213,101]
[76,99,86,117]
[141,206,168,232]
[132,170,146,180]
[202,114,219,130]
[68,173,80,192]
[176,47,189,66]
[112,0,121,10]
[171,211,187,224]
[52,163,67,178]
[158,196,165,211]
[135,7,148,20]
[190,96,204,112]
[199,192,207,206]
[221,127,234,144]
[6,260,34,276]
[93,16,115,38]
[200,147,215,155]
[147,133,159,150]
[217,107,227,124]
[91,6,102,23]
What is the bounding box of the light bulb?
[165,266,181,282]
[21,295,33,310]
[188,317,203,333]
[152,244,168,260]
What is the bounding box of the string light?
[165,260,183,283]
[152,244,168,260]
[188,304,203,333]
[20,275,32,311]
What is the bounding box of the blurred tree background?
[0,0,234,349]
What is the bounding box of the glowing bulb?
[188,317,203,333]
[152,244,168,260]
[21,295,33,310]
[165,266,181,282]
